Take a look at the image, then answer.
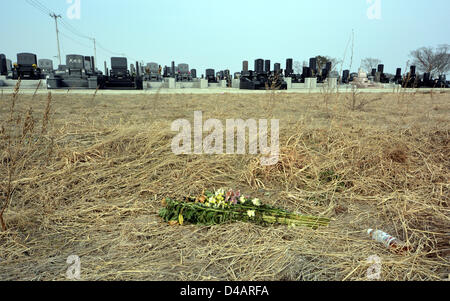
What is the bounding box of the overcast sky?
[1,0,449,75]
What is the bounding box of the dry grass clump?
[0,89,448,281]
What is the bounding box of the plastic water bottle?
[367,229,410,254]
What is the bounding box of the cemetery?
[2,0,450,286]
[1,52,449,92]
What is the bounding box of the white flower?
[252,198,261,207]
[239,196,247,204]
[247,210,256,218]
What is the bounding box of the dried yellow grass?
[0,89,448,281]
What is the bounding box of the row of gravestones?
[0,52,98,80]
[1,53,54,79]
[238,58,337,83]
[2,52,448,89]
[0,52,415,84]
[341,65,448,88]
[137,61,213,82]
[0,52,221,86]
[239,58,448,88]
[0,54,341,83]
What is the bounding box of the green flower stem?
[234,205,330,225]
[262,215,328,228]
[236,204,329,222]
[161,199,330,228]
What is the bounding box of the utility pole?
[50,13,62,67]
[92,38,97,71]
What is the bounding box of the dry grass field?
[0,86,449,281]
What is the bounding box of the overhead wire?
[25,0,52,16]
[24,0,139,63]
[59,30,92,49]
[59,18,93,40]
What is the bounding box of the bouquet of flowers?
[159,188,330,229]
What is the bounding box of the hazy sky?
[1,0,449,75]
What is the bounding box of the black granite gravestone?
[13,53,42,80]
[206,69,217,83]
[342,70,350,84]
[264,60,271,73]
[0,54,7,76]
[285,58,293,77]
[309,58,317,75]
[255,59,264,74]
[274,63,281,75]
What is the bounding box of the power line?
[59,18,92,40]
[30,0,51,14]
[96,41,125,57]
[25,0,51,16]
[59,30,92,49]
[25,0,63,65]
[26,0,92,40]
[24,0,139,67]
[57,18,99,68]
[93,40,138,62]
[58,30,136,65]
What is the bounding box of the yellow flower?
[252,198,261,207]
[247,210,256,218]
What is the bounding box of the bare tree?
[315,56,341,72]
[361,58,381,73]
[435,45,450,75]
[328,57,342,71]
[410,44,450,76]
